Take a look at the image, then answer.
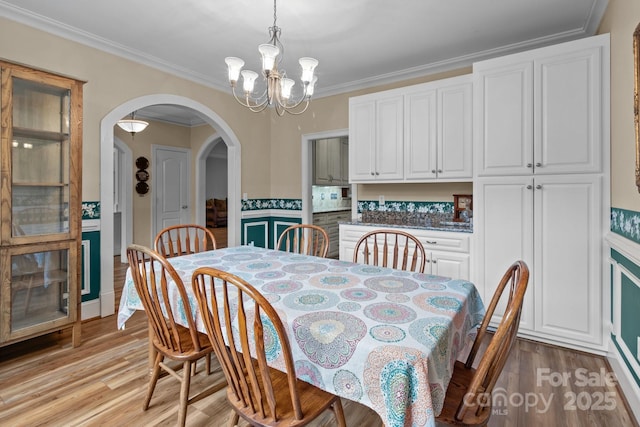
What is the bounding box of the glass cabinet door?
[10,248,70,332]
[0,240,78,342]
[11,77,71,236]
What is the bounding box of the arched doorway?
[99,94,241,317]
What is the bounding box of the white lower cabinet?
[339,224,471,281]
[427,251,470,280]
[474,174,604,351]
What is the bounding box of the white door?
[474,60,534,177]
[534,174,602,344]
[437,78,473,179]
[430,251,470,281]
[349,99,376,182]
[474,177,535,331]
[314,139,330,185]
[153,145,190,239]
[534,45,603,175]
[375,95,404,180]
[404,88,437,180]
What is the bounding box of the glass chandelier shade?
[117,111,149,136]
[224,0,318,116]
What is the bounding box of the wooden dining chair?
[353,229,426,273]
[154,224,217,258]
[126,244,226,427]
[436,260,529,426]
[276,224,330,258]
[192,266,347,427]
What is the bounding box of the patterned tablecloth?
[118,246,485,427]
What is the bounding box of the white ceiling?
[0,0,609,126]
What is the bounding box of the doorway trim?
[113,137,133,260]
[301,128,351,225]
[195,136,226,225]
[100,94,242,317]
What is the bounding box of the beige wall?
[358,183,473,202]
[0,16,272,204]
[599,0,640,211]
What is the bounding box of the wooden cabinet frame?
[0,60,84,348]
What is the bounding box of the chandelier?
[224,0,318,116]
[117,111,149,136]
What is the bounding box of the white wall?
[205,140,228,199]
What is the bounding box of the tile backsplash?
[358,200,458,227]
[312,186,350,212]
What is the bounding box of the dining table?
[117,245,485,427]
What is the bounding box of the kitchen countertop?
[313,208,351,214]
[339,220,473,234]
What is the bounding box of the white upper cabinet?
[474,35,607,177]
[404,88,437,180]
[350,75,472,183]
[349,91,404,182]
[437,77,473,179]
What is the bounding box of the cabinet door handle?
[526,185,533,190]
[182,205,188,209]
[375,172,380,175]
[426,240,437,244]
[535,162,542,167]
[437,169,442,173]
[370,172,375,176]
[536,184,542,190]
[431,169,436,174]
[527,163,533,168]
[426,259,431,263]
[432,259,437,264]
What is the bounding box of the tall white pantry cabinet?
[472,34,610,353]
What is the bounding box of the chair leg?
[143,352,163,410]
[227,410,240,427]
[177,360,192,427]
[205,353,211,375]
[333,398,347,427]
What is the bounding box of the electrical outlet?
[243,192,248,201]
[379,195,385,206]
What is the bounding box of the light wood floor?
[0,258,637,427]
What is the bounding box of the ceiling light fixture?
[224,0,318,116]
[117,111,149,136]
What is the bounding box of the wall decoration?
[136,182,149,195]
[135,156,150,195]
[135,156,149,169]
[135,169,149,181]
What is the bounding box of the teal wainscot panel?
[81,202,101,303]
[611,249,640,386]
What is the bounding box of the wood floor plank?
[0,256,637,427]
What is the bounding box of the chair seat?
[228,364,341,426]
[152,323,213,361]
[437,361,484,426]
